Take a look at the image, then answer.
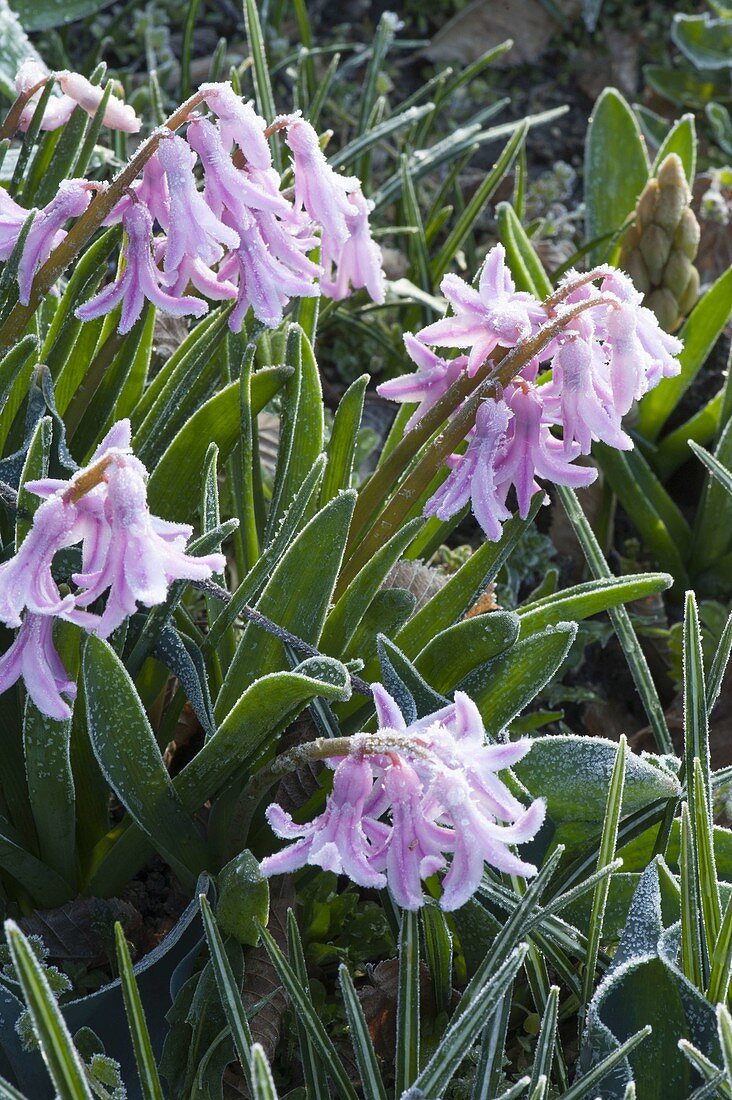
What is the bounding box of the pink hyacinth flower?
[285,117,360,252]
[495,382,597,518]
[425,396,513,541]
[18,179,95,305]
[106,153,171,229]
[16,59,77,132]
[56,71,140,132]
[156,133,239,273]
[187,117,289,220]
[223,207,318,331]
[0,613,76,721]
[76,200,208,334]
[418,244,546,372]
[0,188,32,262]
[260,755,387,888]
[540,314,632,455]
[261,683,545,911]
[320,188,385,304]
[71,458,225,637]
[0,495,79,627]
[199,83,272,169]
[377,335,469,432]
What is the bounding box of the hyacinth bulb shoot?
[4,65,385,333]
[378,246,683,543]
[260,685,545,911]
[0,421,224,720]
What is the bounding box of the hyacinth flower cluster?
[3,67,384,333]
[0,421,224,721]
[260,685,545,911]
[377,245,683,542]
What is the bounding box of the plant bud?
[620,153,700,331]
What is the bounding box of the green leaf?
[215,850,269,947]
[320,374,368,506]
[517,572,672,637]
[23,698,76,891]
[412,945,528,1098]
[557,486,673,754]
[8,0,116,30]
[564,1028,651,1100]
[585,88,649,263]
[250,1044,279,1100]
[114,923,165,1100]
[395,909,420,1095]
[0,0,42,98]
[266,327,324,539]
[530,985,559,1092]
[321,517,424,658]
[4,920,92,1100]
[580,737,626,1020]
[259,924,358,1100]
[338,964,387,1100]
[594,443,691,584]
[514,735,680,829]
[497,201,552,297]
[82,634,209,885]
[415,611,520,694]
[216,492,356,717]
[653,113,696,184]
[199,895,253,1079]
[638,265,732,441]
[422,906,453,1017]
[15,414,51,546]
[431,123,528,281]
[672,12,732,70]
[460,623,576,734]
[286,910,330,1098]
[146,367,291,520]
[694,759,722,969]
[0,820,72,907]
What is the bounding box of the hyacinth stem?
[339,293,617,591]
[0,78,49,141]
[0,90,207,356]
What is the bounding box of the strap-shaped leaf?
[258,924,358,1100]
[250,1043,279,1100]
[322,516,424,656]
[497,201,552,298]
[320,374,368,507]
[114,923,164,1100]
[338,964,387,1100]
[530,986,559,1092]
[518,572,673,636]
[415,611,520,694]
[4,921,93,1100]
[146,366,291,519]
[82,635,209,884]
[395,909,420,1094]
[585,87,649,264]
[23,697,77,891]
[199,895,253,1078]
[653,113,696,183]
[557,485,672,754]
[460,623,576,734]
[638,265,732,441]
[562,1026,651,1100]
[286,910,330,1097]
[266,327,324,539]
[154,626,216,739]
[216,491,356,717]
[413,944,528,1098]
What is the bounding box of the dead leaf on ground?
[423,0,582,67]
[19,897,145,968]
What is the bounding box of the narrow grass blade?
[114,924,164,1100]
[529,1076,548,1100]
[559,1026,651,1100]
[0,1076,28,1100]
[242,0,280,169]
[690,440,732,497]
[580,736,626,1025]
[395,908,420,1094]
[530,986,559,1092]
[338,965,387,1100]
[557,486,672,753]
[4,921,92,1100]
[685,592,712,814]
[679,1039,732,1099]
[693,758,722,962]
[707,611,732,716]
[411,944,528,1098]
[199,896,253,1077]
[251,1043,279,1100]
[495,1079,532,1100]
[471,981,514,1100]
[422,906,453,1017]
[718,1004,732,1083]
[707,895,732,1003]
[259,924,358,1100]
[680,802,705,990]
[286,910,329,1099]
